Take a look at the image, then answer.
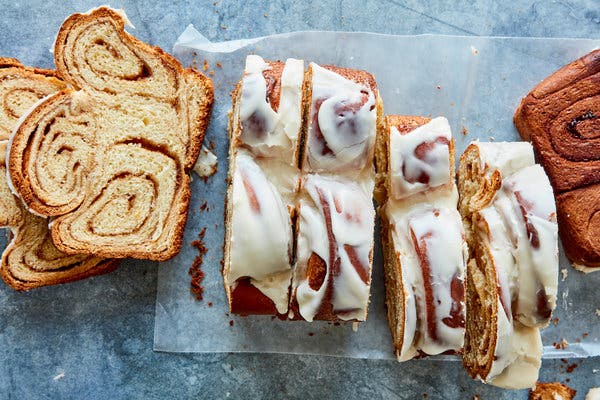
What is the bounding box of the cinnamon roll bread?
[0,59,116,290]
[7,7,213,261]
[376,115,467,360]
[458,142,558,389]
[289,63,382,322]
[224,55,304,315]
[514,49,600,272]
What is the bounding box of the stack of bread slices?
[0,7,213,290]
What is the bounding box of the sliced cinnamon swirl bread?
[0,59,117,290]
[7,8,214,260]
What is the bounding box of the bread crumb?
[229,320,234,326]
[352,322,359,332]
[308,332,314,337]
[189,227,208,300]
[566,363,578,373]
[53,372,65,381]
[489,136,495,141]
[596,309,600,316]
[436,84,441,90]
[207,302,213,307]
[221,25,228,30]
[216,62,222,68]
[561,338,569,349]
[263,13,269,17]
[470,46,479,55]
[200,201,209,212]
[561,268,568,281]
[209,70,215,76]
[461,126,468,136]
[552,317,559,325]
[203,60,209,71]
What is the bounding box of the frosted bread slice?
[376,115,467,360]
[7,8,214,260]
[224,56,304,315]
[289,63,381,322]
[458,142,558,389]
[0,59,116,290]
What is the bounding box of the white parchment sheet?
[154,28,600,360]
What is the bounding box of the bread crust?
[7,7,213,261]
[514,49,600,270]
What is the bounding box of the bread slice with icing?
[289,63,382,322]
[224,56,304,315]
[458,141,558,389]
[376,115,467,360]
[7,8,213,260]
[0,59,117,290]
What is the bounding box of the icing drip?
[295,175,374,321]
[228,152,292,314]
[306,63,376,173]
[390,117,452,199]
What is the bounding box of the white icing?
[389,117,452,200]
[306,63,377,173]
[228,152,292,314]
[475,141,534,178]
[192,146,218,178]
[389,203,466,359]
[488,324,542,390]
[586,388,600,400]
[238,56,303,157]
[295,174,374,322]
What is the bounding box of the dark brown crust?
[529,382,576,400]
[514,49,600,269]
[7,8,213,261]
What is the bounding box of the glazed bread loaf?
[514,49,600,272]
[7,7,213,261]
[0,59,116,290]
[376,115,467,360]
[458,141,558,389]
[224,56,304,315]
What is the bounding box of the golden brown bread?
[7,8,213,261]
[529,382,576,400]
[514,49,600,271]
[0,59,117,290]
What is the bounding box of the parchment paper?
[154,28,600,360]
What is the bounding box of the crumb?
[561,338,569,349]
[209,70,215,76]
[203,60,209,71]
[352,322,359,332]
[576,338,581,343]
[308,332,314,337]
[561,268,568,281]
[473,396,479,400]
[263,12,269,17]
[333,322,340,326]
[216,62,222,68]
[461,126,468,136]
[53,372,65,381]
[200,201,208,211]
[489,136,495,141]
[566,363,578,373]
[221,25,228,30]
[209,140,216,151]
[596,309,600,316]
[207,302,213,307]
[561,358,568,363]
[270,316,276,320]
[229,320,234,326]
[436,84,441,90]
[583,332,589,338]
[450,101,455,107]
[566,378,570,382]
[593,369,599,373]
[189,227,208,301]
[470,46,479,55]
[213,1,218,5]
[552,317,560,325]
[422,394,428,399]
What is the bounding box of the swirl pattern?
[514,49,600,270]
[8,8,213,260]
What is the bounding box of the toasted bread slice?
[7,8,213,260]
[529,382,576,400]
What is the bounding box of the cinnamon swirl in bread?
[224,55,304,315]
[7,7,213,261]
[289,63,382,322]
[458,142,558,389]
[0,59,116,290]
[376,115,467,360]
[514,49,600,272]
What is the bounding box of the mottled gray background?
[0,1,599,399]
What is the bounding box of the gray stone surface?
[0,1,598,399]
